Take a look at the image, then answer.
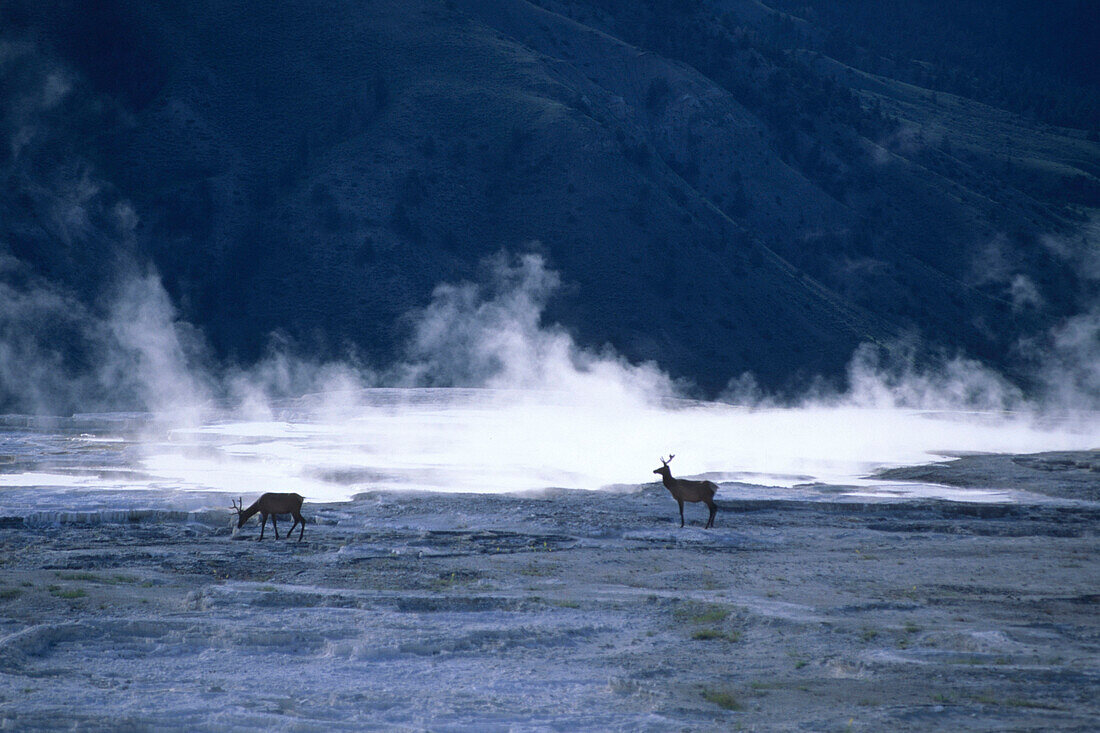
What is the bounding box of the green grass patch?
[676,603,730,625]
[785,650,809,669]
[1006,697,1062,710]
[692,628,742,643]
[969,692,998,706]
[55,572,98,582]
[950,655,1005,666]
[0,588,22,600]
[701,688,744,711]
[430,570,478,590]
[48,587,87,599]
[55,571,141,585]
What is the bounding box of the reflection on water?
[0,389,1096,507]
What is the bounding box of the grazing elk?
[653,455,718,529]
[232,493,307,542]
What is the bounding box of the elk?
[653,455,718,529]
[231,493,307,542]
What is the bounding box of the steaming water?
[1,389,1096,517]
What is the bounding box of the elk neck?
[239,501,262,522]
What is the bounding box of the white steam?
[838,341,1025,412]
[1,251,1097,502]
[0,267,212,420]
[400,252,674,406]
[1029,306,1100,412]
[101,273,213,424]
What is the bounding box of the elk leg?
[272,515,279,540]
[295,512,305,542]
[678,499,685,528]
[259,513,267,540]
[706,501,717,529]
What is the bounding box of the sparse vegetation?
[966,692,1060,709]
[701,688,744,711]
[48,586,87,599]
[56,571,99,582]
[1006,697,1062,710]
[519,562,558,577]
[431,570,479,590]
[55,572,141,585]
[692,628,741,643]
[675,603,730,625]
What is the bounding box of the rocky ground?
[0,452,1097,731]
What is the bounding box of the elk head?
[231,496,245,528]
[653,454,675,477]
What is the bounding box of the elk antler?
[661,454,675,466]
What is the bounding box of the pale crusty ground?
[0,452,1097,731]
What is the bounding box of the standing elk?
[232,493,307,542]
[653,455,718,529]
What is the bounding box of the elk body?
[232,493,306,541]
[653,455,718,529]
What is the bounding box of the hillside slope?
[1,0,1096,405]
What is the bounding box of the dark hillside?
[1,0,1096,406]
[762,0,1100,130]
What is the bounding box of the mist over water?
[150,391,1094,500]
[0,253,1096,509]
